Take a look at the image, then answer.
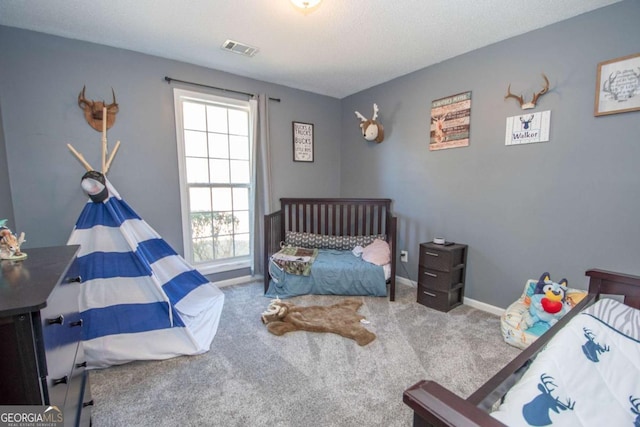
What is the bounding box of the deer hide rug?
[261,299,376,346]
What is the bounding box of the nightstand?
[417,242,467,312]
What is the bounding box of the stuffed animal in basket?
[524,272,570,329]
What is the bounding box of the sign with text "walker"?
[505,110,551,146]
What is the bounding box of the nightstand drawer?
[418,266,463,291]
[417,284,463,312]
[419,244,465,272]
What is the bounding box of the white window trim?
[173,88,254,275]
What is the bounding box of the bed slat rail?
[263,210,283,294]
[280,198,392,237]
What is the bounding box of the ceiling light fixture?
[290,0,322,13]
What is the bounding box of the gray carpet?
[88,281,521,426]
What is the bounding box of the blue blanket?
[266,249,387,298]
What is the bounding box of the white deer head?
[354,103,384,143]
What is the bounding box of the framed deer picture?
[429,91,471,151]
[594,52,640,116]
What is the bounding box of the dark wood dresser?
[0,245,91,426]
[417,242,467,312]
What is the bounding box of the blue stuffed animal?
[524,272,570,329]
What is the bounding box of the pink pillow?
[362,239,391,266]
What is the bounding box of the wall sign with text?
[293,121,314,162]
[505,110,551,146]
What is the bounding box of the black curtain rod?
[164,76,281,102]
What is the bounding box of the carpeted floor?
[88,281,521,426]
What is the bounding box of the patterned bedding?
[491,298,640,426]
[266,249,387,299]
[271,247,319,276]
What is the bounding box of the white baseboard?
[215,275,263,288]
[395,275,504,316]
[462,297,504,316]
[395,275,415,287]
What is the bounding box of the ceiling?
[0,0,622,99]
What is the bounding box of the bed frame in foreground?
[264,198,397,300]
[403,268,640,427]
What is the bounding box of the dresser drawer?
[40,275,83,407]
[418,266,463,291]
[63,348,88,427]
[0,246,83,423]
[419,244,465,272]
[417,284,463,312]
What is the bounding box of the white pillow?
[362,239,391,266]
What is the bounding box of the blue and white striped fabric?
[67,180,224,368]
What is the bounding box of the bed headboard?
[279,198,393,237]
[264,198,397,300]
[587,268,640,309]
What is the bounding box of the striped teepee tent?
[67,174,224,368]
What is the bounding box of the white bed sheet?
[491,298,640,427]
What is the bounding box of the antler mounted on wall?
[354,103,384,143]
[505,74,550,110]
[78,86,119,132]
[68,86,121,175]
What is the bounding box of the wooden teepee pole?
[101,106,107,173]
[68,101,121,175]
[67,143,94,171]
[104,140,121,174]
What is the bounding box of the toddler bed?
[403,268,640,426]
[264,198,397,300]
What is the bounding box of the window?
[173,89,254,274]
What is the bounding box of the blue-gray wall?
[0,26,341,262]
[342,0,640,307]
[1,1,638,307]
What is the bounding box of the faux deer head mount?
[78,86,119,131]
[355,103,384,143]
[505,74,550,110]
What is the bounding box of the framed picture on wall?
[594,52,640,116]
[429,91,471,151]
[292,121,314,162]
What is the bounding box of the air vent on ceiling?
[221,39,259,57]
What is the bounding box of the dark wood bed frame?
[264,198,398,300]
[403,268,640,427]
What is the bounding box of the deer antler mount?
[505,74,550,110]
[78,86,119,131]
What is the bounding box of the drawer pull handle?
[53,376,68,386]
[46,315,64,325]
[424,272,438,278]
[83,400,94,408]
[425,251,439,257]
[423,291,437,297]
[68,276,82,283]
[76,361,87,368]
[70,319,83,327]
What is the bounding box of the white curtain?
[250,94,272,276]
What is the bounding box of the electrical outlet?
[400,250,408,263]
